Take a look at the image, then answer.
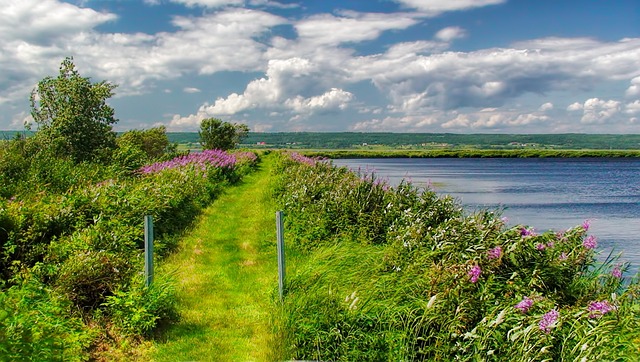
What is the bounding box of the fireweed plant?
[0,149,257,360]
[272,152,640,361]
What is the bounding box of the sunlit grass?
[148,156,281,361]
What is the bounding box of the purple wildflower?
[539,309,559,334]
[500,216,509,224]
[612,265,622,278]
[535,243,546,251]
[546,241,555,249]
[582,235,597,250]
[487,246,502,260]
[582,219,591,231]
[468,265,482,283]
[289,152,327,166]
[515,297,533,313]
[520,227,536,237]
[588,300,616,319]
[559,252,568,261]
[138,149,248,175]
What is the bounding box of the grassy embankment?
[147,155,281,361]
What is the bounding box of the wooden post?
[276,211,286,301]
[144,215,154,287]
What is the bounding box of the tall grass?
[271,151,640,361]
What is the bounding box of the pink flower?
[588,300,616,319]
[520,227,534,237]
[487,246,502,260]
[582,235,597,250]
[582,219,591,231]
[612,265,622,278]
[515,297,533,313]
[539,309,559,334]
[559,252,568,261]
[546,241,555,249]
[468,265,482,283]
[535,243,546,251]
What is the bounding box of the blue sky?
[1,0,639,133]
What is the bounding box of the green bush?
[0,279,93,361]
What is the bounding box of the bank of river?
[334,157,640,275]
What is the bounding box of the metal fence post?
[144,215,154,287]
[276,211,286,302]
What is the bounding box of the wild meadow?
[0,133,257,360]
[272,152,640,361]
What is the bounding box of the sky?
[1,0,639,133]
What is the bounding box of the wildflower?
[521,227,536,237]
[515,296,533,313]
[501,216,509,224]
[539,309,559,334]
[468,265,482,283]
[535,243,546,251]
[588,300,616,319]
[582,219,591,231]
[612,265,622,278]
[559,252,568,261]
[487,246,502,260]
[582,235,597,250]
[546,241,555,249]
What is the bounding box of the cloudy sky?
[1,0,639,133]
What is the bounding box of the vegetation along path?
[150,155,279,361]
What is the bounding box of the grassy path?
[149,156,279,361]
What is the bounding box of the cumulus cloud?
[434,26,466,42]
[170,0,244,7]
[539,102,554,112]
[285,88,354,115]
[394,0,505,15]
[348,37,640,115]
[294,11,418,47]
[168,58,354,128]
[625,100,640,114]
[626,76,640,98]
[569,98,622,124]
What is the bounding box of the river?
[333,157,640,275]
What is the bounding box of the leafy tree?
[117,126,176,160]
[29,57,118,163]
[198,118,249,151]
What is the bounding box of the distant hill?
[4,131,639,150]
[168,132,640,150]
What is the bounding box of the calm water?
[334,158,640,275]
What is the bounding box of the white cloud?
[0,0,116,44]
[394,0,505,15]
[170,0,244,7]
[539,102,554,112]
[183,87,201,93]
[294,11,418,47]
[580,98,621,124]
[626,76,640,98]
[285,88,354,115]
[349,37,640,114]
[567,102,583,111]
[625,100,640,114]
[168,59,354,127]
[434,26,466,42]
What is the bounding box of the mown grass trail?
[149,155,279,361]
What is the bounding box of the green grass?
[147,155,280,361]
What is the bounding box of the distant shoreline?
[300,149,640,158]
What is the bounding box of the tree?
[198,118,249,150]
[30,57,118,163]
[117,126,176,160]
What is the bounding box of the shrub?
[271,151,640,361]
